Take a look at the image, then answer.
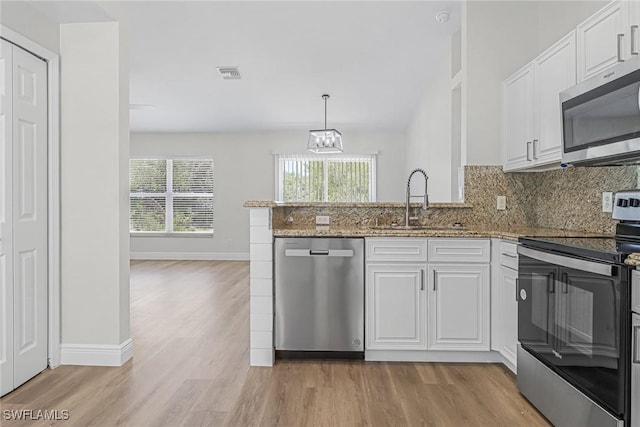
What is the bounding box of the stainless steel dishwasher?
[274,237,364,356]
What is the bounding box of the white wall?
[130,131,406,258]
[0,1,60,54]
[60,22,130,348]
[405,45,452,202]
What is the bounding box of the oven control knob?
[617,198,627,207]
[630,198,640,207]
[520,289,527,301]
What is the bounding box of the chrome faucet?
[405,168,429,227]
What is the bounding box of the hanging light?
[307,94,343,153]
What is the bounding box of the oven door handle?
[517,246,613,277]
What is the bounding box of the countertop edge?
[243,201,473,209]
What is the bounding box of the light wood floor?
[1,260,550,426]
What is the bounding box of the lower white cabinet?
[365,263,427,350]
[427,264,491,351]
[498,266,518,367]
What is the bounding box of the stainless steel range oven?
[516,190,640,427]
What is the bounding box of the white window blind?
[275,154,376,202]
[130,159,214,234]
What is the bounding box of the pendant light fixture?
[307,94,343,153]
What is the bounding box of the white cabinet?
[427,264,490,351]
[490,239,519,373]
[503,63,535,171]
[503,31,576,171]
[366,263,427,350]
[577,0,630,82]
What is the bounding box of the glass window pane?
[173,196,214,232]
[130,196,166,232]
[130,160,166,192]
[173,160,214,193]
[328,161,369,202]
[282,159,324,202]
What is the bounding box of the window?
[130,159,214,234]
[276,154,376,202]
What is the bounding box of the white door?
[503,63,534,171]
[428,264,490,351]
[534,31,576,166]
[365,263,427,350]
[0,40,48,396]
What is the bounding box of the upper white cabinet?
[576,0,635,82]
[503,31,576,171]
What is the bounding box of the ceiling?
[28,1,461,133]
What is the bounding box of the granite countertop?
[243,201,473,209]
[272,226,609,241]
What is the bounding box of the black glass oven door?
[553,267,626,416]
[518,258,557,358]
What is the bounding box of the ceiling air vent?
[216,66,241,80]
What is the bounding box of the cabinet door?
[630,0,640,58]
[534,31,576,166]
[503,63,534,171]
[366,263,427,350]
[577,0,628,82]
[499,266,518,370]
[428,264,490,351]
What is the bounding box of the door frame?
[1,25,61,368]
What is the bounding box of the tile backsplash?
[465,165,639,234]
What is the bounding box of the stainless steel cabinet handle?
[632,25,639,55]
[532,139,539,160]
[526,141,532,161]
[634,325,640,364]
[618,33,625,62]
[515,278,519,302]
[433,270,437,291]
[420,269,425,291]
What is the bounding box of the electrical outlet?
[496,196,506,211]
[602,192,613,212]
[315,215,330,225]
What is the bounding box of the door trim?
[1,25,61,368]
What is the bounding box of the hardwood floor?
[0,260,550,426]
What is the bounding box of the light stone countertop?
[272,226,609,241]
[243,201,473,209]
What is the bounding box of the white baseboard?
[60,338,134,367]
[365,349,503,364]
[130,252,249,261]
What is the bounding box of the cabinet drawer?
[366,238,428,262]
[633,270,640,314]
[500,241,519,270]
[428,238,490,263]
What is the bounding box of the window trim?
[129,157,214,236]
[274,153,377,202]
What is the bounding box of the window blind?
[130,158,214,234]
[275,154,376,202]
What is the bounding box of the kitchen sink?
[371,225,466,231]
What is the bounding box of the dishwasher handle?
[285,249,354,257]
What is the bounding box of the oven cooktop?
[518,236,634,264]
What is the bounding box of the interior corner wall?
[405,45,452,202]
[60,22,130,347]
[464,1,539,166]
[0,1,60,54]
[129,131,406,258]
[463,1,610,167]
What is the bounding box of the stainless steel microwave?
[561,55,640,166]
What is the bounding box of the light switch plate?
[602,192,613,212]
[497,196,506,211]
[315,215,330,225]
